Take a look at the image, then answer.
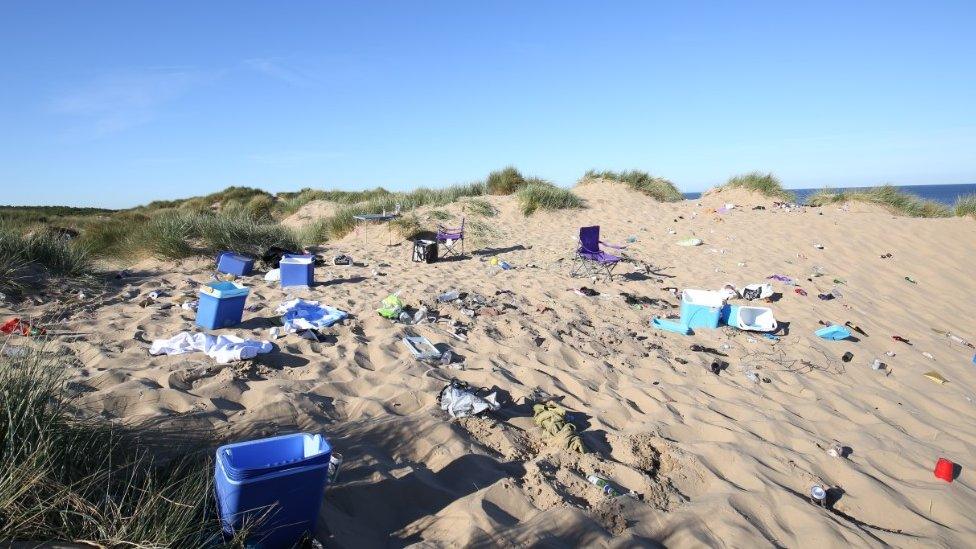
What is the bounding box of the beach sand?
[5,180,976,547]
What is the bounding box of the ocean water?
[682,183,976,205]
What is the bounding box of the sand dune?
[5,180,975,547]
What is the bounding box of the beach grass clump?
[485,167,528,195]
[464,198,497,218]
[722,172,796,201]
[130,210,300,259]
[954,194,976,218]
[583,170,683,202]
[0,223,93,293]
[517,182,585,215]
[0,344,229,546]
[806,185,951,218]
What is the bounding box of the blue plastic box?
[215,433,332,547]
[217,252,255,276]
[280,254,314,288]
[196,281,249,330]
[680,289,727,329]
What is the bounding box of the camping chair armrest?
[438,225,463,232]
[599,240,627,249]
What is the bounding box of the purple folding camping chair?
[436,217,465,257]
[571,225,626,281]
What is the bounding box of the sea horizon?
[682,182,976,205]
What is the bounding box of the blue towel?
[651,317,691,335]
[815,325,851,340]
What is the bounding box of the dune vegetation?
[720,172,797,202]
[581,170,683,202]
[806,185,952,218]
[954,193,976,218]
[517,182,585,215]
[0,345,230,546]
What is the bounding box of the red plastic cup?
[934,458,955,482]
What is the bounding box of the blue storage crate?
[280,254,314,288]
[680,289,727,330]
[197,281,249,330]
[217,251,255,276]
[215,433,332,548]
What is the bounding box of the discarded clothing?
[275,299,348,333]
[438,380,499,418]
[333,254,352,266]
[264,268,281,282]
[533,402,586,453]
[149,332,272,364]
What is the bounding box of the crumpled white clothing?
[275,299,348,333]
[439,385,500,418]
[149,332,272,364]
[264,268,281,282]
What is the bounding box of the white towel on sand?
[275,299,348,333]
[149,332,272,364]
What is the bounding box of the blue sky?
[2,1,975,208]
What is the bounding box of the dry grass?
[807,185,951,217]
[582,170,683,202]
[721,172,796,202]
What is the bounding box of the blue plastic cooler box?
[215,433,332,548]
[280,254,314,288]
[196,281,249,329]
[217,251,255,276]
[679,289,728,329]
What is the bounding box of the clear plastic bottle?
[438,290,460,302]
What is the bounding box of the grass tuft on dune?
[954,194,976,218]
[0,344,232,545]
[517,182,585,215]
[0,223,93,294]
[581,170,683,202]
[721,172,796,202]
[807,184,952,218]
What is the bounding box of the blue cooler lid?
[200,281,249,299]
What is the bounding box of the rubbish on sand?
[813,243,825,250]
[217,252,255,276]
[763,333,780,341]
[264,268,281,282]
[1,318,46,336]
[438,379,499,418]
[676,237,702,247]
[276,299,348,332]
[575,287,600,297]
[402,336,442,360]
[845,321,868,336]
[923,371,948,384]
[833,278,847,285]
[871,358,885,370]
[215,433,332,547]
[816,325,851,341]
[533,402,586,453]
[818,293,834,301]
[149,332,272,364]
[767,274,795,285]
[905,276,918,284]
[377,294,405,319]
[727,306,777,332]
[880,253,893,259]
[586,474,637,499]
[810,485,827,507]
[197,281,249,330]
[922,352,934,360]
[934,458,956,482]
[794,288,808,297]
[651,317,691,335]
[842,351,854,362]
[827,443,845,458]
[892,335,912,345]
[333,254,352,266]
[438,290,461,302]
[741,283,773,300]
[280,254,315,288]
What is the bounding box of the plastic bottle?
[439,350,453,365]
[413,306,428,324]
[586,474,622,497]
[438,290,460,302]
[327,453,343,484]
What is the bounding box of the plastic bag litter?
[438,380,499,418]
[377,294,404,319]
[741,283,773,300]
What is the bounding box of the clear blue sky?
[2,1,974,208]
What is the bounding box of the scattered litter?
[880,253,893,259]
[333,254,352,266]
[3,346,29,358]
[934,458,956,482]
[768,274,795,285]
[923,371,948,384]
[762,333,780,341]
[575,287,600,297]
[651,317,691,335]
[1,318,45,336]
[277,299,348,332]
[904,276,917,284]
[817,293,834,301]
[833,278,847,285]
[377,294,404,319]
[741,283,773,300]
[845,321,867,336]
[794,288,808,297]
[816,325,851,340]
[149,332,272,364]
[814,243,825,250]
[827,443,845,458]
[842,351,853,362]
[676,237,702,247]
[268,327,282,339]
[437,290,462,302]
[402,336,441,360]
[922,352,935,360]
[533,402,586,453]
[264,268,281,282]
[892,335,912,345]
[438,379,499,418]
[810,485,827,507]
